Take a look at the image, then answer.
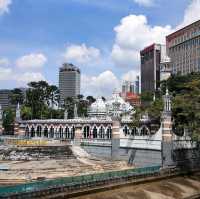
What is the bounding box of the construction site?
[0,140,131,186]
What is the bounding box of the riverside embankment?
[73,173,200,199]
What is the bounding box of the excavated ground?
[0,145,132,185]
[74,173,200,199]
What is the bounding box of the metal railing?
[0,165,161,197]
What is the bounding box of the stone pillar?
[74,125,82,146]
[161,89,175,168]
[14,121,25,136]
[111,120,121,160]
[0,120,3,135]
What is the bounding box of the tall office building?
[0,88,27,111]
[140,43,166,93]
[0,89,12,110]
[122,81,135,94]
[166,20,200,75]
[134,76,140,94]
[59,63,81,104]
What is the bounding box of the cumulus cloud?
[178,0,200,29]
[82,70,120,96]
[111,15,172,69]
[0,58,9,67]
[121,70,139,82]
[133,0,154,7]
[0,67,12,80]
[15,72,45,83]
[0,0,12,15]
[16,53,47,70]
[0,67,45,83]
[111,0,200,70]
[63,43,101,65]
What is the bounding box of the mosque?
[8,91,158,140]
[0,90,197,168]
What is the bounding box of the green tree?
[3,108,15,134]
[63,97,75,119]
[86,96,96,105]
[47,85,60,118]
[9,88,24,105]
[21,105,32,120]
[25,81,59,119]
[141,91,154,107]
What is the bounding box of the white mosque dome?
[105,92,134,114]
[88,97,107,118]
[88,92,134,119]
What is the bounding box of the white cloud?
[16,53,47,70]
[82,70,120,96]
[178,0,200,29]
[15,72,45,83]
[0,67,12,80]
[121,70,139,82]
[133,0,154,7]
[63,43,101,65]
[111,15,172,68]
[0,67,45,86]
[0,58,9,67]
[0,0,12,15]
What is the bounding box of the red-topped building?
[120,92,141,107]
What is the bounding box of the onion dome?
[88,97,107,118]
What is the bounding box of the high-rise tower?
[59,63,81,104]
[140,44,166,93]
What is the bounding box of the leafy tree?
[9,88,24,105]
[21,105,32,120]
[47,85,60,118]
[2,108,15,134]
[25,81,60,119]
[141,91,154,107]
[86,96,96,105]
[63,97,75,119]
[170,77,200,139]
[77,98,88,117]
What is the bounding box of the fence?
[0,165,160,197]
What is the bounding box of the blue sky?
[0,0,199,96]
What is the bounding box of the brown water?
[74,173,200,199]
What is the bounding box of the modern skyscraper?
[0,89,12,110]
[122,81,133,94]
[59,63,81,104]
[140,43,166,93]
[0,88,27,111]
[134,76,140,94]
[166,20,200,75]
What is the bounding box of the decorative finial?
[74,103,78,119]
[16,103,21,121]
[166,87,169,96]
[0,104,2,120]
[153,93,156,101]
[64,109,68,120]
[163,87,171,113]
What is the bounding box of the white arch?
[139,125,150,136]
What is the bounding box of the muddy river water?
[74,173,200,199]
